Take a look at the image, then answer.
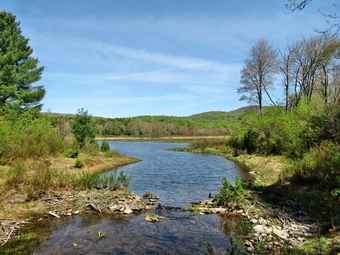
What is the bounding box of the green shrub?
[64,149,79,158]
[282,141,340,189]
[100,141,110,152]
[71,108,96,148]
[215,178,249,208]
[74,158,84,168]
[243,129,259,153]
[0,115,65,162]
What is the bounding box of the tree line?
[238,33,339,115]
[51,114,231,138]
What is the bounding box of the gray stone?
[109,204,122,212]
[253,225,272,234]
[123,206,133,214]
[246,246,255,252]
[289,230,305,237]
[250,219,258,224]
[273,228,289,240]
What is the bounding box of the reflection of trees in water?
[3,210,244,254]
[219,213,243,236]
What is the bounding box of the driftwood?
[48,211,61,219]
[0,220,29,247]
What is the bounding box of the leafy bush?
[0,115,64,162]
[215,178,249,208]
[243,129,259,153]
[282,141,340,189]
[74,158,84,168]
[100,141,110,152]
[71,108,96,148]
[64,149,79,158]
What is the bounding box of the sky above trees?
[1,0,334,117]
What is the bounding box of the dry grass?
[0,151,139,198]
[0,151,140,221]
[237,154,287,185]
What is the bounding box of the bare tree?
[286,0,340,34]
[238,39,279,115]
[288,34,339,106]
[317,44,340,104]
[279,44,294,111]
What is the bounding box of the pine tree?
[0,11,45,112]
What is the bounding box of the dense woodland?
[45,109,248,137]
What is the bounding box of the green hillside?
[45,106,258,136]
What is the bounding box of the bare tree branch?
[238,39,279,115]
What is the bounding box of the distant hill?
[42,105,261,136]
[190,105,259,119]
[227,105,259,114]
[43,105,259,120]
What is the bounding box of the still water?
[105,142,246,207]
[2,142,247,255]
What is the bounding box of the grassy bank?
[0,149,140,220]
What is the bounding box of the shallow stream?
[2,141,248,255]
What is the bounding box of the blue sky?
[1,0,333,117]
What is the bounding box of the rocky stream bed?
[0,188,320,254]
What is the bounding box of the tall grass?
[80,170,132,189]
[2,161,132,196]
[189,138,228,149]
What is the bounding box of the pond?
[2,141,248,255]
[105,142,247,207]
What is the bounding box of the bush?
[71,108,96,148]
[243,129,259,153]
[282,141,340,189]
[215,178,249,208]
[100,141,110,152]
[74,158,84,168]
[0,115,65,162]
[64,149,79,158]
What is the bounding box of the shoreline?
[1,143,338,253]
[0,152,144,247]
[96,135,228,141]
[175,146,339,253]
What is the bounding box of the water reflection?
[3,212,243,255]
[1,142,248,255]
[105,142,247,207]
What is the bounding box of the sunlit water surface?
[2,142,248,255]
